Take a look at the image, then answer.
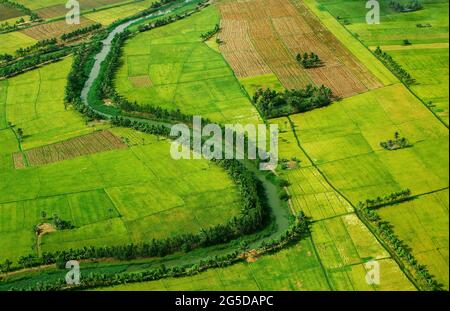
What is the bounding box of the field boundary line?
[311,211,354,224]
[246,261,263,290]
[286,115,421,290]
[32,69,42,119]
[306,235,334,289]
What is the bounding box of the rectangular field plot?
[284,166,353,220]
[5,58,102,150]
[83,0,155,25]
[35,0,129,19]
[289,84,448,202]
[311,214,389,269]
[20,16,96,41]
[15,130,126,168]
[115,6,261,124]
[218,0,382,98]
[378,189,449,289]
[327,258,416,291]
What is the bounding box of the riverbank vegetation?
[253,85,334,118]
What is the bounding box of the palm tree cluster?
[358,206,443,290]
[253,84,333,118]
[357,189,412,209]
[389,0,423,12]
[380,131,411,150]
[374,47,415,85]
[0,48,71,78]
[200,24,221,41]
[15,38,58,57]
[296,52,322,68]
[61,23,102,41]
[138,13,186,32]
[53,214,74,230]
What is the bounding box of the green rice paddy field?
[313,0,449,124]
[115,6,261,124]
[0,58,242,261]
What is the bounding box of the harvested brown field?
[218,0,383,98]
[13,153,25,169]
[0,4,22,21]
[36,0,127,19]
[129,75,153,88]
[14,130,126,168]
[19,16,95,41]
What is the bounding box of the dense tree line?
[374,46,415,85]
[8,212,310,290]
[16,38,58,57]
[389,0,423,12]
[0,53,13,63]
[357,189,412,209]
[61,23,102,41]
[357,205,443,290]
[253,84,333,118]
[0,48,71,78]
[117,98,193,122]
[137,12,192,32]
[380,131,411,150]
[200,23,220,41]
[296,52,322,68]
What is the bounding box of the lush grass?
[388,47,449,123]
[288,84,448,202]
[0,31,36,55]
[115,6,261,124]
[378,189,449,289]
[14,0,67,10]
[312,0,449,124]
[0,59,242,261]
